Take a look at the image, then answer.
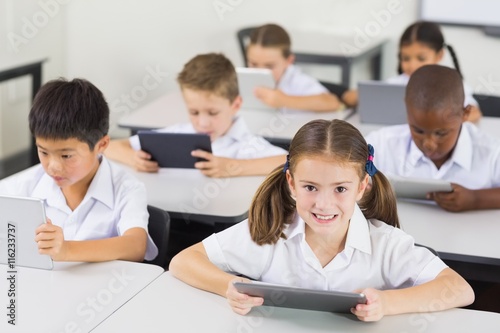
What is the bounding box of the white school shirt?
[0,157,158,261]
[129,116,287,158]
[277,64,329,114]
[203,204,446,291]
[386,73,478,107]
[365,122,500,189]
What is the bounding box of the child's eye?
[417,56,427,62]
[335,186,347,193]
[38,150,48,156]
[62,155,72,159]
[434,131,448,137]
[209,112,220,116]
[189,110,199,116]
[304,185,317,192]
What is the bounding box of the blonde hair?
[249,119,399,245]
[177,53,239,102]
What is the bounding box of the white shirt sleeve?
[203,220,272,280]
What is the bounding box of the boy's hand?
[35,219,68,261]
[254,87,285,108]
[226,278,264,315]
[192,150,241,178]
[428,183,476,212]
[133,150,159,173]
[351,288,387,322]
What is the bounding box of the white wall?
[1,0,499,159]
[0,0,66,159]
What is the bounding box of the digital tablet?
[0,195,53,270]
[138,131,211,169]
[236,67,276,110]
[233,281,366,313]
[388,175,453,200]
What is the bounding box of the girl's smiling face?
[286,156,368,238]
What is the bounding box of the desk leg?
[371,53,382,81]
[341,62,351,88]
[30,65,42,166]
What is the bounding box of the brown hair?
[177,53,239,102]
[249,23,292,58]
[398,21,463,78]
[249,119,399,245]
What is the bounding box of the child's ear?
[231,95,242,114]
[356,174,370,201]
[436,49,445,62]
[96,135,110,153]
[286,54,295,65]
[462,105,472,122]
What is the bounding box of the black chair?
[473,94,500,117]
[236,27,349,100]
[144,205,170,269]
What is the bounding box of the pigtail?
[445,44,463,79]
[248,164,296,245]
[358,170,400,228]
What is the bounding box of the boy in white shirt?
[106,53,287,177]
[0,78,158,262]
[366,65,500,212]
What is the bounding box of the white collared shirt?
[203,204,446,291]
[386,73,478,107]
[277,64,329,114]
[365,122,500,189]
[0,157,158,261]
[129,116,287,158]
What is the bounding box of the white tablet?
[236,67,276,110]
[233,281,366,313]
[388,175,453,200]
[0,195,53,270]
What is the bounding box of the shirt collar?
[31,156,115,210]
[217,116,250,143]
[407,123,473,171]
[284,204,372,254]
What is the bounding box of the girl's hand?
[351,288,387,322]
[226,278,264,315]
[254,87,285,108]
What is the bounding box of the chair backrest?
[144,205,170,269]
[473,93,500,117]
[236,26,257,65]
[415,243,439,257]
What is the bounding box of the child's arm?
[105,138,159,172]
[429,184,500,212]
[169,242,264,314]
[191,150,286,177]
[35,220,148,262]
[352,267,474,322]
[254,87,342,112]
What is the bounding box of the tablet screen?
[138,132,212,169]
[388,175,453,200]
[233,281,366,313]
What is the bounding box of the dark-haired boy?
[0,78,158,261]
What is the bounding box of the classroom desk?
[0,59,47,166]
[117,90,351,148]
[93,271,500,333]
[124,166,265,226]
[397,200,500,270]
[290,30,386,87]
[0,260,163,333]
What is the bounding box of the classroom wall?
[1,0,500,159]
[0,0,66,159]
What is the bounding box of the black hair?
[29,78,109,150]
